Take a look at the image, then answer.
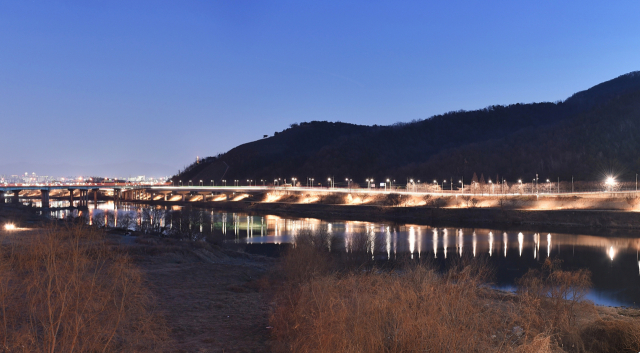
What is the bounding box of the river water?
[44,201,640,308]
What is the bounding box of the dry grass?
[269,230,640,353]
[0,224,167,352]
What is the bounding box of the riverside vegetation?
[2,204,640,352]
[0,223,168,352]
[268,227,640,353]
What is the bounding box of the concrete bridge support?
[68,189,75,207]
[40,190,50,209]
[113,189,121,206]
[0,191,4,204]
[12,190,21,204]
[92,189,99,209]
[78,190,88,208]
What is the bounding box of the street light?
[546,179,550,193]
[327,178,334,188]
[211,179,214,187]
[605,176,616,192]
[386,179,390,191]
[179,180,183,187]
[199,180,203,187]
[442,180,446,193]
[292,177,297,187]
[188,180,192,186]
[459,179,463,193]
[222,179,226,187]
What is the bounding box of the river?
[46,201,640,308]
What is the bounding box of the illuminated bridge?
[2,183,640,209]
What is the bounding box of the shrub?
[0,224,167,352]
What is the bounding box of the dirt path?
[133,244,273,352]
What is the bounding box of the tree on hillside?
[471,172,479,194]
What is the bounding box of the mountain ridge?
[176,71,640,185]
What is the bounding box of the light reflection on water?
[45,202,640,307]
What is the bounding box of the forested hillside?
[174,71,640,186]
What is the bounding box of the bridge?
[2,183,639,209]
[0,183,153,208]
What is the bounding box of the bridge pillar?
[0,191,4,204]
[93,189,99,209]
[113,188,120,206]
[40,190,50,209]
[68,189,75,207]
[12,190,21,204]
[182,193,186,202]
[77,189,87,208]
[164,193,169,201]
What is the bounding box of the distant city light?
[4,224,15,230]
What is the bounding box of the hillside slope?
[175,71,640,185]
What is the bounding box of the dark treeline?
[174,71,640,186]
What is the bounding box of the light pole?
[222,179,227,187]
[261,179,265,187]
[442,180,446,193]
[199,180,203,187]
[386,179,390,191]
[292,177,297,187]
[211,179,214,187]
[518,179,522,194]
[188,180,193,187]
[489,180,493,194]
[410,179,414,192]
[310,178,314,188]
[366,179,370,189]
[546,179,550,194]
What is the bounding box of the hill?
[174,71,640,186]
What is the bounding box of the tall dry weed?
[516,258,593,349]
[270,238,640,353]
[270,261,524,353]
[0,224,167,352]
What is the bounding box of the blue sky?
[1,1,639,177]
